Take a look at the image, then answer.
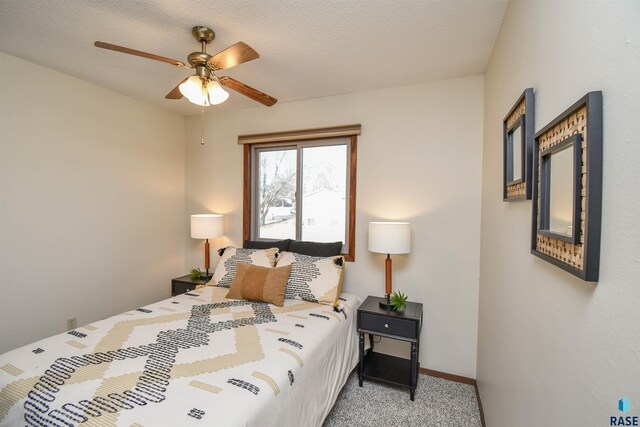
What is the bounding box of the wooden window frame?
[241,125,360,261]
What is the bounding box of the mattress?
[0,286,361,427]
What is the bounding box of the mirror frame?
[503,88,534,201]
[539,134,582,244]
[531,92,603,282]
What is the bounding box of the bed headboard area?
[243,239,343,257]
[213,240,346,309]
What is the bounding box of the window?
[241,125,359,261]
[253,141,348,242]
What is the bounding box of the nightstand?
[357,295,423,400]
[171,274,211,296]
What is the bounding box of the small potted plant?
[390,291,408,312]
[190,268,204,280]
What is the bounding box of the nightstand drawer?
[176,283,196,294]
[359,313,417,339]
[171,274,210,296]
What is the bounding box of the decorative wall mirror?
[506,118,525,185]
[503,88,534,201]
[531,92,603,282]
[539,134,581,243]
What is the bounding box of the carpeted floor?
[323,371,482,427]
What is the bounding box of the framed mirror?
[506,118,525,185]
[503,88,534,201]
[531,92,603,282]
[539,134,581,243]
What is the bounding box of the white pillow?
[276,251,344,307]
[212,247,279,288]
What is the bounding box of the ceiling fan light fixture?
[179,75,228,107]
[187,93,210,107]
[206,79,230,105]
[179,76,205,101]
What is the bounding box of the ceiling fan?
[94,26,277,107]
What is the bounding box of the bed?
[0,285,361,426]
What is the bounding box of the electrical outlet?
[66,317,77,331]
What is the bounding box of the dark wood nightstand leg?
[358,333,364,387]
[410,341,417,401]
[368,333,375,352]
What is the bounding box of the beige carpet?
[323,372,482,427]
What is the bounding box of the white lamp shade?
[187,93,209,106]
[179,76,204,100]
[186,85,210,107]
[191,214,224,239]
[206,80,230,105]
[368,222,411,254]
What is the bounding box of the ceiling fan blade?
[94,41,187,68]
[220,77,277,106]
[208,42,259,70]
[165,78,188,99]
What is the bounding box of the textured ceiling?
[0,0,507,116]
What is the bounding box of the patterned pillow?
[275,251,344,307]
[212,247,278,288]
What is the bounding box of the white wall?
[0,53,186,353]
[478,2,640,426]
[185,76,484,377]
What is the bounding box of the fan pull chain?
[201,106,205,145]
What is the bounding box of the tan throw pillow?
[226,263,292,307]
[212,247,279,288]
[276,251,345,307]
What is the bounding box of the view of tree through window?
[256,143,348,244]
[257,149,297,239]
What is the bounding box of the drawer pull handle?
[384,323,389,329]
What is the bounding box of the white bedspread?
[0,287,361,427]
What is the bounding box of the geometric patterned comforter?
[0,286,361,427]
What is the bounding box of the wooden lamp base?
[379,254,393,309]
[204,238,212,279]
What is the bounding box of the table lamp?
[368,222,411,309]
[191,214,224,279]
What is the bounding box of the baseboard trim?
[419,367,476,385]
[419,368,486,427]
[474,382,487,427]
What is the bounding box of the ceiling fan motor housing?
[189,26,216,77]
[188,52,213,77]
[188,27,216,77]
